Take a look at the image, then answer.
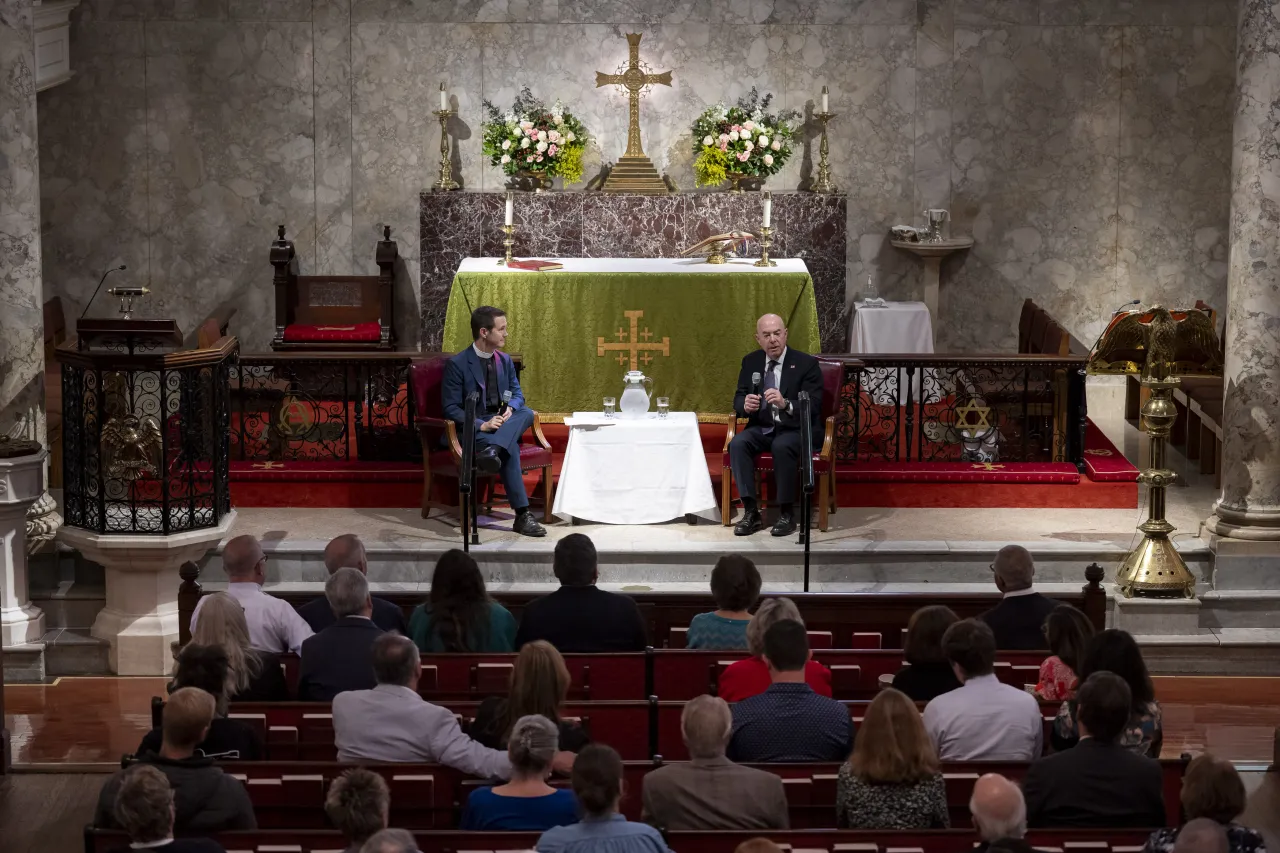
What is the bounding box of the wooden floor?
[4,675,1279,767]
[0,772,109,853]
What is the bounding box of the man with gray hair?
[189,533,313,653]
[641,695,789,829]
[970,773,1033,853]
[979,544,1060,650]
[360,828,418,853]
[298,534,408,634]
[297,567,384,701]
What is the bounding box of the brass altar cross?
[595,33,672,194]
[597,310,670,370]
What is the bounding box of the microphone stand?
[461,392,480,550]
[797,391,815,591]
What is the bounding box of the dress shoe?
[475,446,502,474]
[771,513,797,537]
[734,508,763,536]
[513,512,547,537]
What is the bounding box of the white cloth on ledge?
[458,257,809,274]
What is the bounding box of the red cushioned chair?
[720,358,842,532]
[411,356,554,523]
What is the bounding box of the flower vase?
[725,174,764,193]
[506,170,554,193]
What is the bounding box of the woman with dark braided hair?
[408,549,517,652]
[462,715,579,830]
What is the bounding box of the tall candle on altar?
[504,193,514,226]
[762,191,772,228]
[439,83,448,111]
[821,85,829,114]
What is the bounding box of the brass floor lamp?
[1087,306,1222,598]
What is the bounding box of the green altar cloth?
[443,258,821,414]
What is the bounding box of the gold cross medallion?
[1084,448,1114,457]
[597,309,671,371]
[971,462,1005,472]
[252,461,285,470]
[954,399,992,431]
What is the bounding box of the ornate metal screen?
[834,355,1087,467]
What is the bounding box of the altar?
[442,257,820,414]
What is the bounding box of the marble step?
[2,642,46,683]
[41,629,111,677]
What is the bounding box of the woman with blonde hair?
[716,597,832,702]
[836,688,948,829]
[185,592,289,702]
[468,640,589,752]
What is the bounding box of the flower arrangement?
[691,88,800,188]
[481,87,590,186]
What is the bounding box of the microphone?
[1088,299,1142,355]
[80,264,127,321]
[500,390,513,416]
[751,371,761,394]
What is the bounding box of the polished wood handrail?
[55,334,238,370]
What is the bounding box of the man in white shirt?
[923,618,1043,761]
[189,534,313,654]
[333,633,576,777]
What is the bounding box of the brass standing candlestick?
[813,111,838,194]
[499,224,515,266]
[754,227,776,267]
[433,99,459,191]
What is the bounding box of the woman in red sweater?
[717,596,832,701]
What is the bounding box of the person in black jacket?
[140,645,261,760]
[297,534,408,634]
[298,567,384,702]
[110,763,226,852]
[979,545,1059,650]
[892,605,962,701]
[728,313,825,537]
[1022,672,1166,828]
[98,688,256,834]
[514,534,647,653]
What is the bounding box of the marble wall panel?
[352,0,558,23]
[478,193,583,259]
[0,0,44,434]
[314,0,354,274]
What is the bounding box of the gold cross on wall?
[598,310,670,371]
[595,33,672,159]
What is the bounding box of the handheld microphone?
[751,371,761,394]
[500,390,513,416]
[80,264,128,321]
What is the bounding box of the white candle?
[821,87,829,114]
[439,84,448,111]
[762,194,772,228]
[505,195,514,226]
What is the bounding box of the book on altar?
[506,258,564,271]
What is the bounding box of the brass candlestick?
[433,108,459,191]
[499,224,515,266]
[812,111,838,193]
[754,227,776,267]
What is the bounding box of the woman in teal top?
[409,549,517,652]
[685,555,761,650]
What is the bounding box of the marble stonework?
[36,0,1239,356]
[418,190,848,350]
[0,0,45,437]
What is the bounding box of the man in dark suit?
[441,305,545,537]
[297,534,408,634]
[514,533,648,652]
[729,313,824,537]
[980,544,1059,649]
[1022,672,1166,828]
[297,568,384,702]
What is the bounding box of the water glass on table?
[603,397,616,418]
[656,397,670,418]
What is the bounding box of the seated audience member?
[892,605,962,702]
[642,695,788,830]
[138,644,261,759]
[717,597,832,701]
[980,545,1059,650]
[1023,672,1166,828]
[409,549,516,652]
[728,620,854,763]
[469,640,590,753]
[360,829,418,853]
[1143,754,1265,853]
[333,633,573,777]
[970,773,1032,853]
[1035,604,1095,701]
[537,744,671,853]
[837,688,948,829]
[299,534,408,634]
[96,688,256,834]
[462,715,580,831]
[111,764,226,852]
[734,842,784,853]
[685,555,762,650]
[922,619,1042,761]
[1171,819,1232,853]
[1053,628,1163,756]
[189,534,313,654]
[515,534,648,652]
[298,567,384,701]
[325,768,390,853]
[185,591,289,702]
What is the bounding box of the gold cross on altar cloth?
[595,33,672,160]
[597,310,670,371]
[971,463,1005,472]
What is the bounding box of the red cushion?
[230,460,421,482]
[838,461,1080,484]
[411,356,450,420]
[1083,419,1140,482]
[283,322,381,343]
[429,444,552,478]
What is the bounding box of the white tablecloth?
[458,257,809,274]
[849,300,934,354]
[552,411,719,525]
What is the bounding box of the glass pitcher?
[619,370,653,416]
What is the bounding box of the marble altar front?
[420,191,848,352]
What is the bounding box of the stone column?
[0,446,46,648]
[1205,0,1280,556]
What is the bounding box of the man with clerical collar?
[728,313,824,536]
[442,305,546,537]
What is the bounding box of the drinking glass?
[656,397,670,418]
[603,397,616,418]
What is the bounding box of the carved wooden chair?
[410,356,554,523]
[720,358,842,532]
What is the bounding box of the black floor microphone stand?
[797,391,815,591]
[460,392,481,550]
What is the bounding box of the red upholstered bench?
[281,321,382,343]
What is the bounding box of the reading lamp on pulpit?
[1087,304,1223,598]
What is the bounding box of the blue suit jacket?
[442,346,524,432]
